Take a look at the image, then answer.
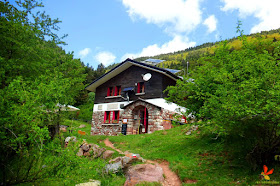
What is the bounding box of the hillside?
[31,120,280,185]
[134,28,280,75]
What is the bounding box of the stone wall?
[91,100,176,136]
[91,110,123,136]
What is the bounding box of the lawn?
[28,119,280,185]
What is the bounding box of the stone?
[105,161,123,173]
[124,164,164,186]
[75,180,101,186]
[65,136,71,143]
[102,150,115,159]
[109,156,122,163]
[79,124,86,128]
[77,148,84,156]
[92,147,105,158]
[83,151,91,157]
[105,153,146,173]
[81,143,90,152]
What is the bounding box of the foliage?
[0,0,86,184]
[166,33,280,168]
[134,28,280,78]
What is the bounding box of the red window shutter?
[137,83,140,93]
[107,87,110,96]
[104,111,107,123]
[114,86,117,96]
[112,111,115,120]
[144,108,147,131]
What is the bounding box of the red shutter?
[107,87,110,96]
[137,83,140,93]
[144,108,147,132]
[114,86,117,96]
[113,111,115,121]
[104,111,107,123]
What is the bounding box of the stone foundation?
[91,100,176,136]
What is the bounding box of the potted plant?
[112,120,118,124]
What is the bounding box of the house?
[86,58,186,136]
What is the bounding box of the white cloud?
[221,0,280,33]
[78,48,91,58]
[95,51,116,66]
[203,15,217,33]
[122,0,203,34]
[121,35,196,61]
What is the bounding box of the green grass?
[104,125,280,185]
[26,119,280,185]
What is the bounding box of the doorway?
[132,106,148,134]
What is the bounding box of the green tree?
[0,0,86,184]
[166,35,280,168]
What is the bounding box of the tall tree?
[166,34,280,169]
[0,1,86,184]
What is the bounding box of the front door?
[139,108,148,134]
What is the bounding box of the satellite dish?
[143,73,152,81]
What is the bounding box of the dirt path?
[104,138,181,186]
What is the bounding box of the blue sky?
[20,0,280,68]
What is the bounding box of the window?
[104,111,111,123]
[137,82,145,93]
[112,111,120,123]
[114,86,121,96]
[107,87,114,96]
[107,86,121,97]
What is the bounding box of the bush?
[166,33,280,168]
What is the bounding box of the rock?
[105,161,124,173]
[65,136,77,143]
[65,136,71,142]
[124,164,164,186]
[91,144,100,150]
[83,151,91,157]
[77,148,84,156]
[109,156,122,163]
[92,147,105,158]
[79,124,86,128]
[105,153,146,173]
[75,179,101,186]
[102,150,115,160]
[122,156,135,167]
[81,143,90,152]
[124,153,145,163]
